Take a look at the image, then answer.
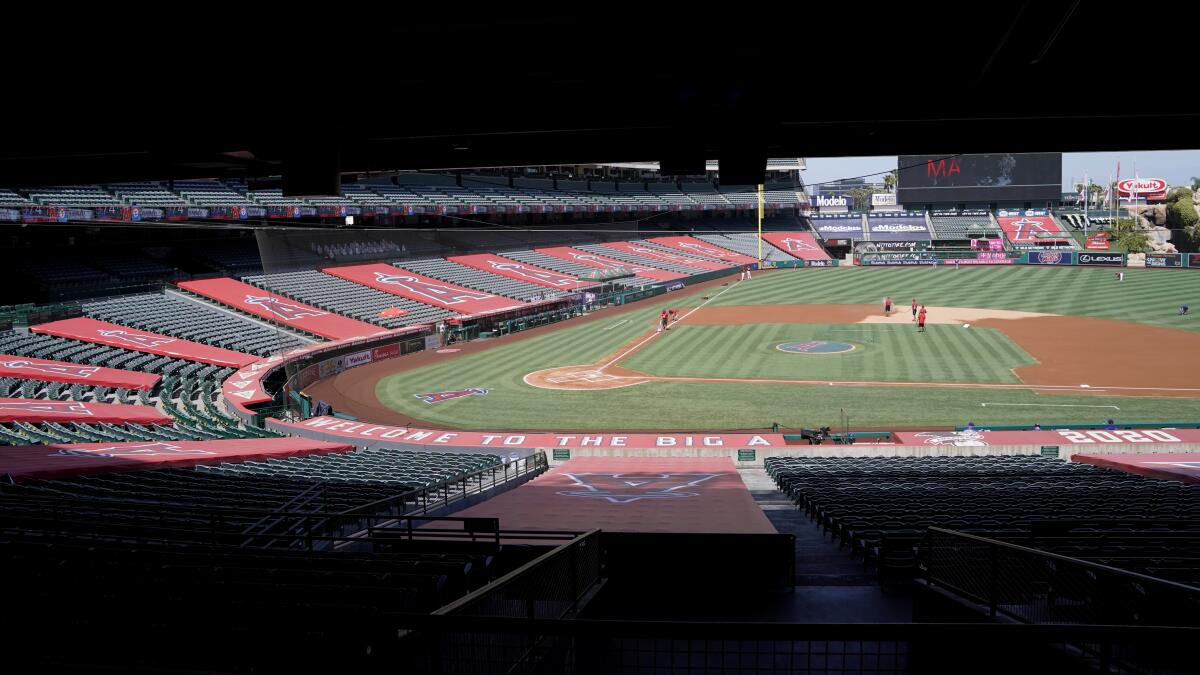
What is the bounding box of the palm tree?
[883,170,897,193]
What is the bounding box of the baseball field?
[309,265,1200,431]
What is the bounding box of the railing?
[402,617,1196,675]
[425,530,603,674]
[924,527,1200,626]
[341,452,549,520]
[0,493,573,551]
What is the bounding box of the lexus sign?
[1076,253,1125,267]
[1117,178,1169,201]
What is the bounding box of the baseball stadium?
[4,8,1200,674]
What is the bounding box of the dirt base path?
[304,271,746,427]
[524,304,1200,397]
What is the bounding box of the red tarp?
[535,247,685,281]
[442,458,777,534]
[324,263,527,314]
[892,428,1200,447]
[0,354,160,390]
[176,278,384,341]
[759,232,833,261]
[31,317,256,368]
[1074,453,1200,485]
[598,241,731,270]
[448,253,596,290]
[0,437,354,482]
[0,398,172,425]
[997,215,1070,244]
[645,236,760,263]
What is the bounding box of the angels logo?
[677,242,732,258]
[912,430,989,447]
[0,360,100,378]
[54,442,212,458]
[570,253,655,273]
[243,295,328,320]
[1034,252,1065,264]
[778,238,817,252]
[629,246,689,262]
[557,472,720,503]
[97,329,177,348]
[486,261,574,286]
[414,387,490,404]
[0,400,92,415]
[373,272,493,304]
[1009,218,1051,241]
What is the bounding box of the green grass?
[622,323,1035,384]
[710,265,1200,331]
[372,266,1200,430]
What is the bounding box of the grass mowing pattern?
[374,267,1200,430]
[622,323,1036,384]
[712,266,1200,332]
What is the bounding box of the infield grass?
[373,266,1200,430]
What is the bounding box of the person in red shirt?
[884,296,892,317]
[917,305,927,332]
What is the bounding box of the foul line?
[599,279,742,369]
[981,402,1121,410]
[602,319,631,331]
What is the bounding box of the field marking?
[981,402,1121,410]
[602,319,630,331]
[599,280,741,369]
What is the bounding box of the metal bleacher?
[929,214,1001,239]
[84,293,308,357]
[394,258,557,303]
[243,270,455,329]
[695,233,798,262]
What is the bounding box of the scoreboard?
[897,153,1062,204]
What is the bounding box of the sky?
[802,150,1200,191]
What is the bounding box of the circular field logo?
[776,340,856,354]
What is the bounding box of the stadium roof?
[3,5,1197,189]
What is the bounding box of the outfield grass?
[711,265,1200,332]
[622,323,1036,384]
[373,266,1200,430]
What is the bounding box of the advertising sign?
[1076,252,1125,267]
[1026,251,1073,265]
[1144,254,1183,268]
[1117,178,1169,202]
[1085,233,1110,250]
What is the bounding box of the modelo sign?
[815,195,850,208]
[871,193,898,207]
[1077,253,1125,267]
[1117,178,1169,201]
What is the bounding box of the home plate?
[1080,384,1090,388]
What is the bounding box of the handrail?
[927,527,1200,594]
[340,451,548,518]
[433,529,599,617]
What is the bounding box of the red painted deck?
[448,457,776,534]
[1074,453,1200,485]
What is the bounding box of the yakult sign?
[1117,178,1168,201]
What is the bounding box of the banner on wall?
[1145,254,1183,268]
[1076,252,1125,267]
